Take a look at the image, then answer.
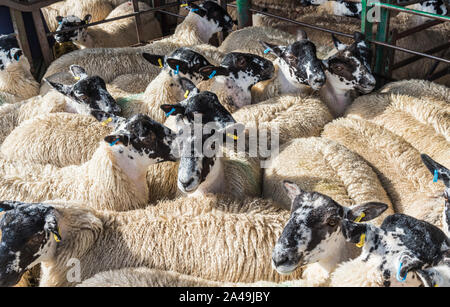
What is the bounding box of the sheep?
[0,196,304,287]
[0,114,178,211]
[345,84,450,166]
[416,263,450,287]
[271,181,390,286]
[379,79,450,104]
[1,48,218,169]
[0,35,39,103]
[161,90,262,199]
[41,0,235,92]
[330,214,449,287]
[421,154,450,236]
[41,0,127,32]
[321,117,444,227]
[0,65,120,145]
[54,2,162,49]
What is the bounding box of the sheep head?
[54,14,91,44]
[182,0,236,32]
[44,65,121,115]
[0,201,59,287]
[0,34,24,71]
[260,32,326,91]
[272,180,387,275]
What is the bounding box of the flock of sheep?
[0,0,448,287]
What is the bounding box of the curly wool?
[233,95,333,145]
[0,58,39,102]
[39,197,304,286]
[0,142,149,211]
[322,117,444,227]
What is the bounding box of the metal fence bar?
[392,42,450,69]
[226,3,449,65]
[395,19,443,39]
[132,0,144,44]
[0,0,62,12]
[236,0,252,29]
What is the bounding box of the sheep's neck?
[189,157,225,197]
[174,12,220,45]
[316,232,352,275]
[109,146,149,201]
[319,73,353,118]
[276,60,311,95]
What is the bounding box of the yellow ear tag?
[102,117,112,126]
[184,90,190,98]
[434,284,439,287]
[158,58,163,68]
[180,3,188,7]
[227,133,239,140]
[354,212,365,223]
[356,233,365,248]
[74,76,80,80]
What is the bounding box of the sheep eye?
[327,218,338,227]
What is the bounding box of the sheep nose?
[272,255,289,268]
[180,178,195,190]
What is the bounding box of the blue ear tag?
[209,70,217,79]
[15,54,19,61]
[191,8,199,12]
[0,208,3,212]
[166,108,176,117]
[175,65,179,75]
[110,138,120,146]
[264,48,271,54]
[396,262,407,283]
[433,170,439,182]
[58,21,62,24]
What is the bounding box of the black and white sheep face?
[0,201,59,287]
[144,48,214,86]
[0,35,24,71]
[417,263,450,287]
[342,214,449,287]
[296,0,326,6]
[421,154,450,235]
[104,114,178,166]
[54,15,91,44]
[45,65,121,115]
[161,91,242,194]
[418,0,447,16]
[323,33,376,94]
[272,181,388,275]
[261,34,326,91]
[183,1,235,33]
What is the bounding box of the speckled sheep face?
[104,114,178,166]
[54,15,91,44]
[296,0,326,6]
[272,181,388,275]
[342,214,449,287]
[421,154,450,235]
[0,35,23,71]
[261,37,326,90]
[183,1,235,32]
[0,201,59,287]
[45,65,121,115]
[161,91,241,194]
[418,0,447,16]
[417,263,450,287]
[323,33,376,93]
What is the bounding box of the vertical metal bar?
[386,28,397,80]
[9,8,35,75]
[374,0,391,84]
[218,0,228,44]
[132,0,144,44]
[361,0,373,43]
[31,9,53,68]
[153,0,168,36]
[237,0,252,29]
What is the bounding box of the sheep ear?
[347,202,388,222]
[185,3,206,17]
[69,65,88,80]
[297,29,308,41]
[178,78,199,97]
[0,201,23,212]
[416,269,435,287]
[160,104,185,117]
[45,79,72,96]
[398,254,423,280]
[421,154,450,188]
[83,14,92,24]
[166,58,188,74]
[44,211,61,242]
[198,65,229,79]
[341,220,367,244]
[142,53,165,67]
[259,41,285,57]
[283,181,302,202]
[90,110,125,128]
[332,34,347,51]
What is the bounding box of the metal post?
[132,0,144,44]
[361,0,373,43]
[373,0,392,84]
[9,8,34,75]
[31,9,53,68]
[237,0,252,29]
